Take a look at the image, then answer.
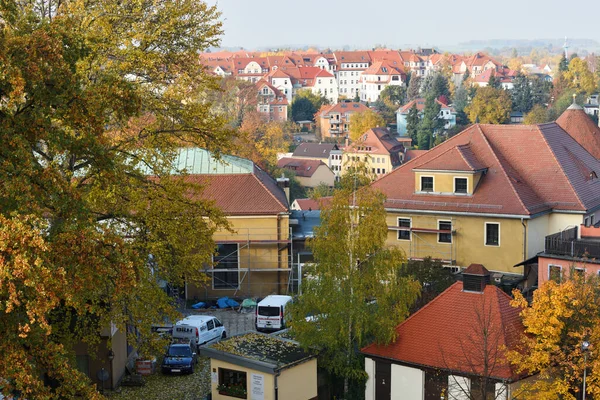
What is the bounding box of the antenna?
[563,36,569,59]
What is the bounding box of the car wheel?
[221,331,227,339]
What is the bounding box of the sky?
[209,0,600,50]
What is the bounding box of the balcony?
[544,226,600,259]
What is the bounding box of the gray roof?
[292,143,339,159]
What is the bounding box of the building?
[556,102,600,159]
[334,51,371,99]
[267,69,294,103]
[256,79,288,122]
[396,98,457,135]
[277,157,335,188]
[360,60,406,103]
[291,142,343,177]
[201,332,318,400]
[362,265,527,400]
[297,67,338,104]
[175,148,291,300]
[342,128,405,178]
[318,102,370,139]
[473,67,518,90]
[372,107,600,276]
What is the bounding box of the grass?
[106,357,211,400]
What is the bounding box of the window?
[485,223,500,246]
[549,265,562,283]
[421,176,434,192]
[218,368,247,399]
[382,169,386,174]
[207,319,215,330]
[454,178,468,194]
[213,244,239,289]
[397,218,411,240]
[438,221,452,243]
[573,267,586,279]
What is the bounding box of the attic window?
[421,176,434,192]
[454,178,468,194]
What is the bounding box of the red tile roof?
[363,60,405,76]
[361,281,525,380]
[398,98,454,114]
[413,144,486,172]
[320,102,369,116]
[556,105,600,160]
[350,128,405,157]
[404,149,428,161]
[277,157,326,178]
[372,120,600,215]
[292,197,332,211]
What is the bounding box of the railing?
[545,226,600,259]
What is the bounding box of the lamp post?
[582,341,590,400]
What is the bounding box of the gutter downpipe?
[274,370,281,400]
[521,218,527,262]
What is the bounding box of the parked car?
[161,342,197,375]
[255,295,293,332]
[172,315,226,350]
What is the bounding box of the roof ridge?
[476,124,530,215]
[537,123,586,210]
[252,167,288,211]
[413,144,461,170]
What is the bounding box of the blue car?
[161,343,197,375]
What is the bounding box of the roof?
[363,60,405,76]
[372,120,600,216]
[202,332,315,374]
[404,149,428,162]
[397,98,454,114]
[350,128,405,157]
[556,105,600,160]
[291,197,332,211]
[277,157,327,178]
[320,102,369,117]
[292,142,340,158]
[361,281,525,380]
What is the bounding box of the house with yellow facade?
[175,148,291,300]
[372,104,600,276]
[342,127,405,179]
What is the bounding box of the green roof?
[175,148,254,175]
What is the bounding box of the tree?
[289,178,420,395]
[406,104,420,145]
[465,87,512,124]
[0,1,230,397]
[523,104,550,124]
[453,85,470,126]
[237,112,294,169]
[487,73,502,90]
[508,275,600,399]
[511,73,534,113]
[559,54,569,72]
[407,74,422,101]
[417,95,442,150]
[348,109,385,141]
[374,85,406,125]
[398,257,456,310]
[291,89,329,122]
[530,75,552,107]
[210,77,257,127]
[564,57,599,94]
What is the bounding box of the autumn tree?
[289,175,420,396]
[564,57,599,94]
[0,0,231,397]
[523,104,550,124]
[348,109,385,141]
[465,87,512,124]
[374,85,406,125]
[210,76,257,127]
[509,275,600,399]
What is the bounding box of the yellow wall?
[296,166,335,188]
[276,359,318,400]
[188,214,290,300]
[413,171,479,194]
[342,153,393,178]
[210,358,317,400]
[386,212,526,274]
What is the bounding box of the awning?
[514,255,538,267]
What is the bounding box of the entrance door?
[375,361,391,400]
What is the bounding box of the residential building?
[267,69,294,103]
[362,265,527,400]
[396,98,457,135]
[291,142,344,177]
[201,332,318,400]
[297,67,338,103]
[473,67,518,90]
[372,107,600,276]
[256,79,288,122]
[176,148,290,300]
[342,128,405,178]
[318,102,370,139]
[334,51,371,99]
[277,158,335,188]
[583,94,600,120]
[360,61,406,103]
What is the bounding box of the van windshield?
[258,306,280,317]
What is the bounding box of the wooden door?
[375,361,391,400]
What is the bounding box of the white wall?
[390,364,424,400]
[365,357,375,400]
[548,213,583,235]
[527,214,549,258]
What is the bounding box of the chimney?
[462,264,491,293]
[276,174,290,204]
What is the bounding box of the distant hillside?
[455,38,600,53]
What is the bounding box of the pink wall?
[538,255,600,284]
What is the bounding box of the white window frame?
[548,264,563,283]
[484,222,501,247]
[397,217,411,241]
[420,175,435,192]
[437,220,452,244]
[212,243,240,290]
[573,266,586,280]
[453,176,469,194]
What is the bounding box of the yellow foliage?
[348,109,385,141]
[465,86,512,124]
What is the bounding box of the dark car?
[161,343,197,375]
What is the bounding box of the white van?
[255,295,293,332]
[172,315,226,350]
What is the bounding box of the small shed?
[201,332,317,400]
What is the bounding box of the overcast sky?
[209,0,600,50]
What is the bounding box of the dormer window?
[454,178,468,194]
[421,176,434,192]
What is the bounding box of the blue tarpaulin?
[191,302,206,309]
[217,297,239,308]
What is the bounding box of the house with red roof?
[342,128,405,179]
[277,157,335,188]
[473,67,518,90]
[174,148,291,300]
[360,61,407,103]
[256,79,288,122]
[372,105,600,276]
[296,67,338,103]
[396,97,457,136]
[318,101,370,139]
[334,51,371,99]
[362,265,527,400]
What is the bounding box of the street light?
[582,341,590,400]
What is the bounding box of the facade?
[342,128,405,178]
[291,142,344,178]
[318,102,370,139]
[201,332,318,400]
[362,265,527,400]
[175,148,291,300]
[372,108,600,276]
[334,51,371,99]
[473,67,518,90]
[277,157,336,188]
[396,98,457,135]
[359,61,406,103]
[267,69,294,103]
[256,80,288,122]
[298,67,339,104]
